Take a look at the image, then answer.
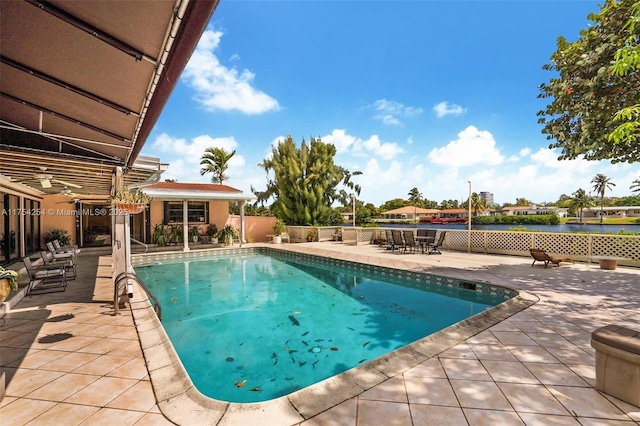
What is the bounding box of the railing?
[131,237,148,253]
[114,272,161,320]
[284,225,640,267]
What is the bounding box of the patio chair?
[53,239,81,254]
[391,230,406,253]
[426,231,446,255]
[23,255,67,294]
[40,251,77,280]
[281,232,290,243]
[402,230,418,254]
[45,242,78,278]
[385,229,395,250]
[332,229,342,241]
[530,248,574,268]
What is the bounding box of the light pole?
[467,181,472,253]
[351,194,356,228]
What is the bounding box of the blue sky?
[142,0,638,207]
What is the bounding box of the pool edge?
[130,246,538,425]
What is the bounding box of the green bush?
[44,229,71,246]
[472,214,559,226]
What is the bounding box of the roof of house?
[143,181,254,201]
[382,206,440,215]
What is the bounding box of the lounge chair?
[40,251,76,280]
[45,242,78,279]
[426,231,446,254]
[23,256,67,294]
[530,248,574,268]
[53,239,81,254]
[332,230,342,241]
[391,230,406,253]
[402,230,418,254]
[385,230,394,250]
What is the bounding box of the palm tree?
[571,188,595,224]
[470,192,486,216]
[199,147,236,184]
[631,177,640,194]
[407,187,422,205]
[591,174,615,223]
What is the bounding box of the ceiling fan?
[59,186,79,198]
[32,167,82,189]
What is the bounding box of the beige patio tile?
[6,348,67,369]
[5,369,64,397]
[577,418,638,425]
[107,357,149,380]
[25,372,99,402]
[80,407,145,425]
[64,376,138,407]
[439,358,492,381]
[26,402,99,425]
[544,346,594,365]
[526,332,572,347]
[512,320,555,334]
[468,344,519,361]
[481,360,539,384]
[547,385,630,421]
[356,399,412,426]
[505,345,560,364]
[301,397,357,425]
[498,383,569,415]
[0,398,56,426]
[39,351,101,373]
[132,412,176,426]
[72,354,133,376]
[450,380,512,410]
[75,337,124,355]
[404,377,458,406]
[107,380,157,412]
[463,408,524,425]
[438,343,477,359]
[360,376,407,403]
[107,341,144,357]
[517,412,581,425]
[525,362,590,387]
[409,404,467,425]
[403,358,447,379]
[45,335,102,352]
[465,330,502,345]
[492,331,539,346]
[488,320,520,332]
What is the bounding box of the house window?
[165,201,209,224]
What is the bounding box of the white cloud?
[322,129,358,154]
[371,99,423,125]
[151,133,245,182]
[428,125,504,167]
[183,29,279,114]
[433,101,466,118]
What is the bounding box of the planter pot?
[115,203,146,214]
[273,235,282,244]
[191,236,198,244]
[0,279,11,304]
[211,237,218,244]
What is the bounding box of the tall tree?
[538,0,640,163]
[609,1,640,146]
[469,192,486,216]
[631,176,640,193]
[571,188,595,223]
[407,187,422,206]
[591,174,616,223]
[254,136,360,225]
[515,198,531,207]
[200,147,236,184]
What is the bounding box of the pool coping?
[129,246,538,425]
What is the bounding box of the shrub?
[44,229,71,246]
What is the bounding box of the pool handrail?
[114,271,161,321]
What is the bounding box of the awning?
[0,0,219,196]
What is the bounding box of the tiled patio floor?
[1,243,639,425]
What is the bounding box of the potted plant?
[206,224,219,244]
[152,223,169,246]
[219,225,237,246]
[189,225,201,244]
[306,228,317,242]
[110,188,152,214]
[0,266,19,304]
[272,218,286,244]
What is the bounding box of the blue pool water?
[135,252,506,403]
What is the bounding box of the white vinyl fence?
[285,226,640,267]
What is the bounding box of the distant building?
[479,191,494,206]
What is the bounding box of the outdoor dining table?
[415,236,435,254]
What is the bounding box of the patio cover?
[0,0,218,196]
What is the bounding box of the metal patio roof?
[0,0,218,196]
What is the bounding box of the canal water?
[381,223,640,234]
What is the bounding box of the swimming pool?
[134,248,515,403]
